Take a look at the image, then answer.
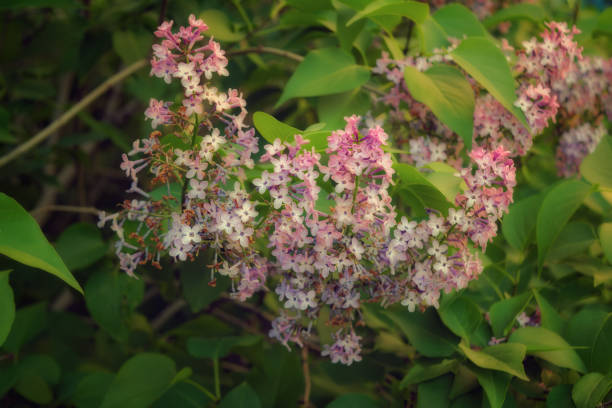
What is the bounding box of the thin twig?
[158,0,169,25]
[363,84,385,96]
[227,46,304,62]
[151,299,187,331]
[220,293,276,321]
[211,308,262,336]
[0,59,147,168]
[301,346,311,408]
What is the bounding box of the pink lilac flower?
[102,16,524,365]
[556,123,606,177]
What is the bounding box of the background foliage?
[1,0,612,407]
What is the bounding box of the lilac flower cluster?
[552,55,612,176]
[102,16,519,365]
[259,117,516,355]
[474,22,584,156]
[374,22,587,161]
[99,15,263,288]
[556,123,606,177]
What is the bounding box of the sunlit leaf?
[572,372,612,408]
[489,292,532,337]
[483,3,549,28]
[276,48,370,106]
[459,342,528,380]
[433,4,488,38]
[403,64,474,149]
[581,135,612,189]
[451,38,528,128]
[508,326,586,372]
[346,0,428,26]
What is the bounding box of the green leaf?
[0,0,79,10]
[253,111,331,151]
[199,9,245,42]
[247,344,303,408]
[17,354,60,384]
[400,359,457,387]
[568,260,612,287]
[581,136,612,189]
[403,64,474,149]
[2,302,48,353]
[13,354,61,405]
[346,0,428,26]
[337,7,367,52]
[451,38,528,129]
[450,392,482,408]
[449,364,478,400]
[422,162,464,202]
[317,90,370,130]
[533,290,564,334]
[536,180,592,268]
[187,335,261,359]
[438,294,482,341]
[327,393,380,408]
[572,373,612,408]
[84,269,144,342]
[254,112,301,144]
[591,313,612,375]
[459,342,528,380]
[71,372,114,408]
[219,382,262,408]
[433,4,488,39]
[508,327,586,373]
[276,48,370,107]
[417,374,452,408]
[181,260,230,313]
[483,3,549,28]
[547,222,595,262]
[488,292,532,337]
[0,271,15,347]
[153,380,212,408]
[0,363,19,397]
[546,385,575,408]
[502,193,544,250]
[0,193,83,293]
[0,108,16,144]
[112,30,151,64]
[279,8,337,31]
[565,307,609,372]
[600,223,612,264]
[100,353,176,408]
[393,163,453,215]
[417,15,450,54]
[386,307,459,357]
[287,0,332,12]
[55,223,107,271]
[593,8,612,37]
[471,366,511,408]
[14,373,53,404]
